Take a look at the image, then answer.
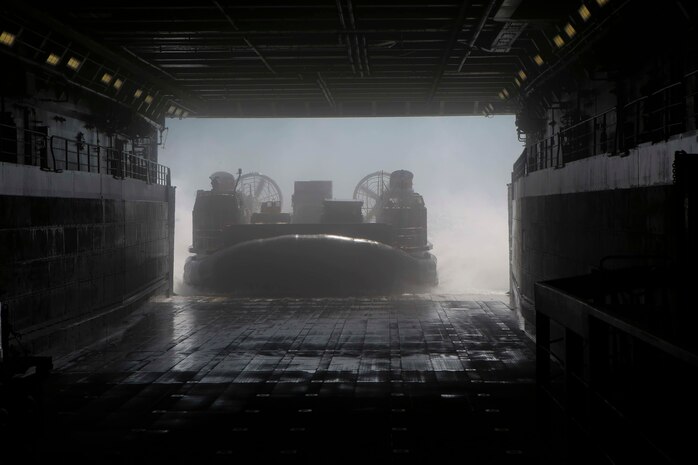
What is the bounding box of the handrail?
[623,95,648,109]
[563,106,617,135]
[0,123,170,186]
[650,81,682,97]
[515,70,698,181]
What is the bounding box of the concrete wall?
[0,162,174,354]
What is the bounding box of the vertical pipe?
[557,131,565,163]
[593,116,597,156]
[49,136,57,171]
[76,140,81,171]
[558,132,563,167]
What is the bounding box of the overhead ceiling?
[2,0,619,118]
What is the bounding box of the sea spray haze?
[161,116,521,295]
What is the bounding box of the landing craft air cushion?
[184,170,437,296]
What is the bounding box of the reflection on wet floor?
[39,295,537,464]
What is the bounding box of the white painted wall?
[514,130,698,198]
[0,161,170,202]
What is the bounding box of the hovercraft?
[184,169,437,296]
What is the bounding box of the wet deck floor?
[28,295,538,464]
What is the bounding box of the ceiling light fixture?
[579,5,592,21]
[66,57,81,70]
[0,31,16,47]
[46,53,61,66]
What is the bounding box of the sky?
[160,115,523,295]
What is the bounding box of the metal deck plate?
[36,295,537,464]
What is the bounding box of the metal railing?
[535,272,698,464]
[514,70,698,181]
[0,123,170,186]
[49,134,102,173]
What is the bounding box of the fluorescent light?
[167,105,176,115]
[0,31,16,47]
[579,5,592,21]
[174,108,183,117]
[518,70,527,81]
[144,95,154,104]
[564,23,577,38]
[498,91,505,100]
[596,0,609,6]
[66,57,81,70]
[113,78,123,89]
[514,78,521,87]
[134,89,143,98]
[534,54,544,66]
[101,72,113,84]
[46,53,61,66]
[181,111,189,118]
[553,35,565,48]
[487,103,494,111]
[502,88,510,97]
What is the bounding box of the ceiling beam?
[335,0,357,76]
[7,0,204,111]
[212,0,277,74]
[427,0,470,101]
[457,0,498,72]
[316,73,336,107]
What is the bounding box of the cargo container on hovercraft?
[183,169,437,296]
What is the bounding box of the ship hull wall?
[509,132,698,334]
[0,162,175,354]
